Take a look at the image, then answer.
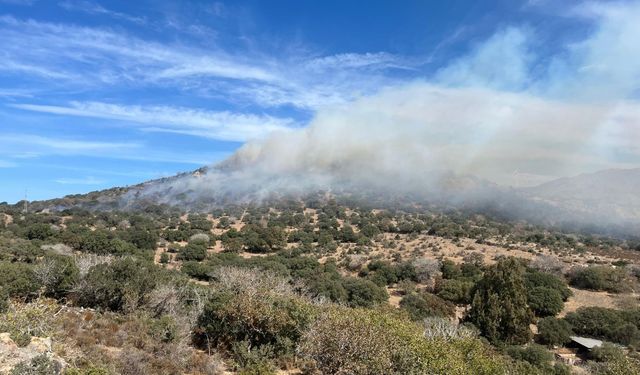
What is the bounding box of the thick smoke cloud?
[140,1,640,210]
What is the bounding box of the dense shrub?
[400,292,455,320]
[10,354,62,375]
[181,261,214,280]
[537,317,573,346]
[586,343,640,375]
[569,266,630,293]
[24,223,56,241]
[564,307,640,345]
[0,289,7,313]
[342,277,388,308]
[241,225,286,253]
[525,270,572,301]
[74,258,159,312]
[435,278,474,304]
[527,287,564,317]
[0,262,39,300]
[506,344,554,369]
[178,240,208,261]
[363,260,418,286]
[35,255,80,299]
[193,267,316,364]
[299,306,512,375]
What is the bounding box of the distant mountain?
[520,168,640,226]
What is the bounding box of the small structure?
[570,336,603,351]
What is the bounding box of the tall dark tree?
[467,257,533,344]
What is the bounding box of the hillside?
[23,167,640,239]
[522,168,640,223]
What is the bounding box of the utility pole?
[23,189,28,214]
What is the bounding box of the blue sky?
[0,0,638,203]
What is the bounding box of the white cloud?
[58,0,146,24]
[0,134,140,153]
[0,16,407,111]
[54,176,106,185]
[0,134,219,164]
[11,102,298,142]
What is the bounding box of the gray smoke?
[130,1,640,232]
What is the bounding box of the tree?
[467,257,533,344]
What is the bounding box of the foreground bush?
[193,267,316,369]
[74,257,159,312]
[0,261,39,300]
[298,306,511,375]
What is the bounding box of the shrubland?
[0,197,639,374]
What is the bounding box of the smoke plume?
[134,1,640,231]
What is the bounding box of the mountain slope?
[521,168,640,225]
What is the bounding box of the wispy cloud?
[11,102,298,142]
[0,133,231,165]
[58,0,146,24]
[54,176,106,185]
[0,0,34,5]
[0,160,17,168]
[0,16,409,111]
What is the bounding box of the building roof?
[570,336,603,349]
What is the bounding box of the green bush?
[193,267,316,361]
[569,266,630,293]
[400,292,455,320]
[537,317,573,346]
[10,354,61,375]
[564,307,640,345]
[0,262,39,300]
[506,344,554,369]
[342,277,388,308]
[299,306,512,375]
[181,261,214,280]
[0,288,8,313]
[75,257,159,312]
[38,255,80,299]
[24,223,55,241]
[178,241,207,261]
[435,278,474,304]
[525,270,572,301]
[527,287,564,317]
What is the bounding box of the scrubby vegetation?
[0,196,638,374]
